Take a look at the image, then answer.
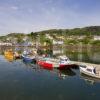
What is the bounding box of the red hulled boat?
[37,56,76,70]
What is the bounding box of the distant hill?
[35,26,100,35]
[0,26,100,46]
[0,26,100,38]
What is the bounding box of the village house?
[0,42,12,46]
[53,40,63,45]
[93,35,100,40]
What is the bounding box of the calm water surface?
[0,55,100,100]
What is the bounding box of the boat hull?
[4,51,14,61]
[22,55,36,63]
[37,61,76,70]
[59,64,77,70]
[37,61,53,70]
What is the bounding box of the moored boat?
[4,50,14,61]
[79,65,100,79]
[21,50,36,63]
[37,56,76,70]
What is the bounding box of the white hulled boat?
[79,65,100,79]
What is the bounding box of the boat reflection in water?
[22,58,38,69]
[22,59,76,79]
[80,73,100,85]
[58,68,76,79]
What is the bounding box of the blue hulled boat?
[21,50,36,63]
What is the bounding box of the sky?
[0,0,100,35]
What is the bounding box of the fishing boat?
[21,50,36,63]
[37,56,76,70]
[4,50,14,61]
[79,65,100,79]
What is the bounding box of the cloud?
[28,9,33,13]
[0,0,100,35]
[10,6,19,10]
[0,6,19,12]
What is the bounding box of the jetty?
[71,61,100,68]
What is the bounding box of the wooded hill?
[35,26,100,35]
[1,26,100,37]
[0,26,100,42]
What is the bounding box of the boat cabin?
[59,56,70,64]
[80,65,96,74]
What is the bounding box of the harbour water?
[0,47,100,100]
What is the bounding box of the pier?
[71,61,100,68]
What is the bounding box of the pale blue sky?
[0,0,100,35]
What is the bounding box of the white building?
[94,36,100,40]
[0,42,12,46]
[46,34,53,39]
[53,40,63,45]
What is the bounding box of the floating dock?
[71,61,100,68]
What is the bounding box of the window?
[65,59,68,61]
[80,65,86,68]
[87,68,92,72]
